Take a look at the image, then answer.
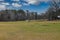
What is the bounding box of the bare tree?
[47,0,60,20]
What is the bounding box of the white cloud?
[11,0,20,1]
[0,0,4,1]
[24,0,39,5]
[0,2,10,10]
[24,0,49,5]
[0,2,9,10]
[39,0,49,2]
[12,3,22,7]
[23,3,29,5]
[1,2,10,5]
[0,5,6,10]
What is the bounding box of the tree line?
[0,9,40,21]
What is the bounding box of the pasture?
[0,21,60,40]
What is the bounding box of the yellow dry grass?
[0,21,59,40]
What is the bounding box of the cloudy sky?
[0,0,51,13]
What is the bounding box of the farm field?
[0,21,60,40]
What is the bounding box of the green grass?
[0,21,60,40]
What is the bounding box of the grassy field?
[0,21,60,40]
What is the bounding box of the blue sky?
[0,0,50,14]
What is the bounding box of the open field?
[0,21,60,40]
